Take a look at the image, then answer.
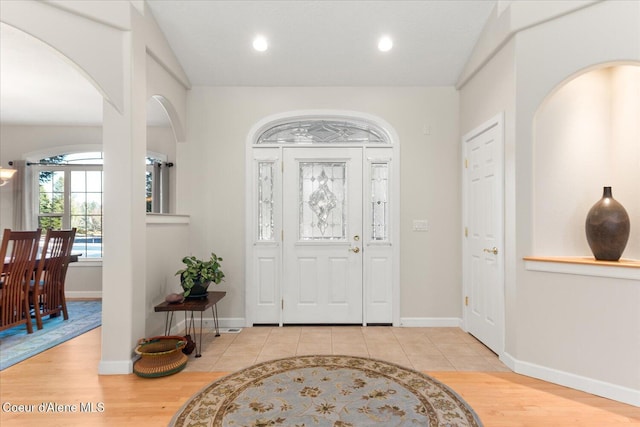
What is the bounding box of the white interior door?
[283,147,363,324]
[463,116,504,355]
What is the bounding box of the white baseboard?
[502,352,640,407]
[170,317,463,331]
[173,317,468,331]
[399,317,463,328]
[500,351,517,371]
[168,317,246,335]
[98,359,133,375]
[219,317,246,328]
[66,291,102,299]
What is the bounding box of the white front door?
[282,147,363,323]
[246,113,399,327]
[463,115,504,355]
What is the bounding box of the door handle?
[483,247,498,255]
[348,247,360,254]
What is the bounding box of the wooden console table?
[154,291,226,357]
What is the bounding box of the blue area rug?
[171,355,483,426]
[0,300,102,370]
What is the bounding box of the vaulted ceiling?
[0,1,496,125]
[146,0,495,86]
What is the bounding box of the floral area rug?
[170,355,483,427]
[0,300,101,370]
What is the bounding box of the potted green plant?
[175,252,225,298]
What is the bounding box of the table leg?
[164,312,174,336]
[197,310,204,358]
[185,310,202,358]
[211,304,221,337]
[185,311,194,336]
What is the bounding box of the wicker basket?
[133,336,188,378]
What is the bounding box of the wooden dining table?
[1,254,81,291]
[2,253,80,271]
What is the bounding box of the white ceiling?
[0,0,496,125]
[0,23,104,126]
[147,0,496,86]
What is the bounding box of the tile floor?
[183,326,510,373]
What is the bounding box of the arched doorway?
[245,111,400,326]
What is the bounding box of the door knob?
[349,247,360,254]
[483,247,498,255]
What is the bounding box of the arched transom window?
[256,119,391,145]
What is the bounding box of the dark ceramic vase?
[585,187,630,261]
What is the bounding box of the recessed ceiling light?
[253,35,268,52]
[378,36,393,52]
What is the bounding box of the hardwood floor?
[1,327,639,426]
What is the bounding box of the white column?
[99,11,147,374]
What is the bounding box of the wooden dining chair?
[31,228,77,330]
[0,228,41,334]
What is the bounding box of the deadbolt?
[353,235,360,241]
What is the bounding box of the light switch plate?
[413,220,429,231]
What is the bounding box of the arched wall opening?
[146,96,178,214]
[148,95,185,143]
[0,22,109,324]
[532,63,640,260]
[3,1,192,375]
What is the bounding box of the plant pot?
[182,280,211,299]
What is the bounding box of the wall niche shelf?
[524,256,640,281]
[145,214,190,225]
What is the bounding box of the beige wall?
[461,0,640,403]
[181,86,461,322]
[145,220,191,336]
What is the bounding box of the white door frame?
[245,110,400,327]
[462,112,505,356]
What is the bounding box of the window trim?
[146,152,169,213]
[33,163,104,260]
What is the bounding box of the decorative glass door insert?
[370,162,389,241]
[299,162,346,240]
[257,161,275,241]
[257,119,388,144]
